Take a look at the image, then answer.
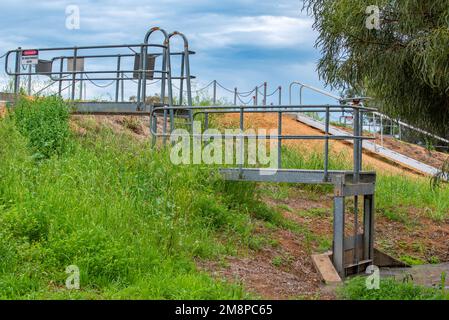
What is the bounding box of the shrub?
[13,96,70,159]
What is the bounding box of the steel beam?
[220,168,376,185]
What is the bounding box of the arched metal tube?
[169,31,193,124]
[143,27,173,140]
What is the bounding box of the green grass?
[1,96,447,299]
[280,146,449,221]
[339,276,449,300]
[0,97,290,299]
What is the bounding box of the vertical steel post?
[14,48,21,96]
[278,86,282,169]
[254,86,258,106]
[121,71,124,102]
[71,48,78,101]
[239,105,244,175]
[212,80,217,104]
[115,55,121,103]
[79,73,83,101]
[324,106,330,181]
[165,41,175,133]
[179,53,185,106]
[363,194,375,261]
[333,193,346,277]
[353,107,361,267]
[27,65,32,96]
[353,108,361,177]
[58,58,63,97]
[263,82,267,106]
[234,88,237,106]
[206,80,216,130]
[137,47,144,106]
[161,47,167,146]
[380,114,384,146]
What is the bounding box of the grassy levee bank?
[0,97,447,300]
[0,97,283,299]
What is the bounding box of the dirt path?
[219,113,423,177]
[201,187,449,300]
[200,223,335,300]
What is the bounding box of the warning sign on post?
[21,50,39,65]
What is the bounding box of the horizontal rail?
[220,168,376,185]
[152,104,378,112]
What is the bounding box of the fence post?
[278,86,282,169]
[263,82,267,106]
[14,48,21,96]
[58,58,63,97]
[213,80,217,104]
[234,88,237,106]
[27,65,32,96]
[71,47,78,101]
[115,56,121,103]
[324,106,330,181]
[254,86,258,106]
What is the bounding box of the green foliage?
[339,276,449,300]
[400,255,426,266]
[12,96,71,159]
[303,0,449,136]
[281,146,449,220]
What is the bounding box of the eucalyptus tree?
[303,0,449,137]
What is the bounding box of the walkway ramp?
[297,114,441,177]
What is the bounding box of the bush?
[13,96,70,159]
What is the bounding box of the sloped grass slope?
[0,97,266,299]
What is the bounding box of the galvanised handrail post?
[278,86,282,169]
[136,46,144,106]
[14,48,21,96]
[352,105,362,270]
[115,55,121,103]
[71,47,78,101]
[58,58,64,97]
[169,31,193,126]
[263,82,267,106]
[27,65,32,96]
[324,106,330,181]
[213,80,217,104]
[206,80,217,130]
[179,52,185,106]
[254,86,258,106]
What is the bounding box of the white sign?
[21,50,39,66]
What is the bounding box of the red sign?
[22,50,39,57]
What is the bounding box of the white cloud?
[191,15,316,49]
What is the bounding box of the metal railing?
[4,27,196,125]
[150,104,376,180]
[288,81,449,149]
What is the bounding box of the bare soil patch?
[199,225,335,300]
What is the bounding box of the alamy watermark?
[66,5,81,30]
[169,121,279,174]
[65,265,80,290]
[365,5,381,30]
[365,265,380,290]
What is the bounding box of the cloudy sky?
[0,0,338,104]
